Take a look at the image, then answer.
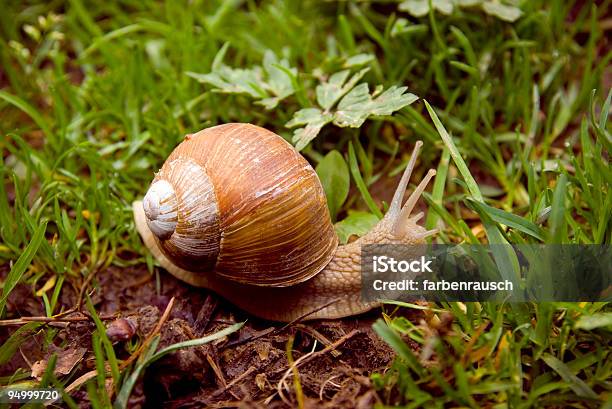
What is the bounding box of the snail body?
[134,123,436,321]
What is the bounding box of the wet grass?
[0,0,610,407]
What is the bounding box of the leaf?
[0,221,48,316]
[259,50,297,109]
[316,150,350,220]
[335,211,379,244]
[575,313,612,331]
[286,108,333,151]
[31,346,87,380]
[541,354,599,399]
[315,68,369,111]
[482,2,523,22]
[398,0,522,22]
[187,67,264,98]
[187,50,296,110]
[456,0,482,5]
[433,0,454,14]
[399,0,454,17]
[262,51,295,97]
[334,84,418,128]
[391,19,428,37]
[399,0,430,17]
[466,198,546,241]
[343,53,375,68]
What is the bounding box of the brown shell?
[153,123,338,287]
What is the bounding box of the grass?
[0,0,610,407]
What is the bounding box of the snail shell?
[142,123,337,287]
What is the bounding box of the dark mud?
[0,264,417,408]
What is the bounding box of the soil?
[0,263,417,408]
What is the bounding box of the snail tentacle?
[393,168,436,237]
[387,141,422,219]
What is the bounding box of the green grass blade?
[424,100,483,202]
[574,313,612,330]
[0,322,41,365]
[425,148,450,231]
[541,354,599,400]
[0,91,52,138]
[466,199,545,241]
[149,322,244,364]
[114,322,244,409]
[348,141,383,218]
[86,296,121,386]
[0,221,47,316]
[548,173,568,243]
[372,319,423,377]
[113,337,160,409]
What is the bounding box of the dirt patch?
[0,264,416,408]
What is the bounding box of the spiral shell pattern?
[142,123,338,287]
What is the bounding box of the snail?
[133,123,436,321]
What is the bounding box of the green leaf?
[399,0,454,17]
[334,211,379,244]
[315,68,369,111]
[187,67,264,98]
[0,221,48,316]
[286,108,333,151]
[575,313,612,331]
[343,53,375,68]
[466,198,546,241]
[187,50,296,110]
[399,0,522,22]
[259,50,298,109]
[212,42,230,71]
[391,19,428,37]
[482,2,522,22]
[456,0,482,6]
[334,84,418,128]
[541,354,599,399]
[290,68,416,149]
[316,150,350,220]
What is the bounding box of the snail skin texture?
[134,123,436,322]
